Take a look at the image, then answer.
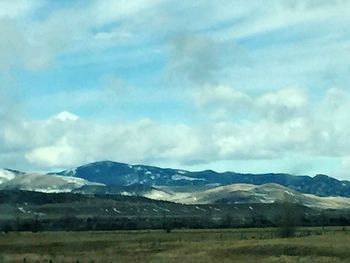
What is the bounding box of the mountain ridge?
[51,160,350,198]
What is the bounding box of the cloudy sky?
[1,0,350,179]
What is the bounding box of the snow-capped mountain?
[0,173,104,193]
[53,161,207,187]
[2,160,350,209]
[53,160,350,198]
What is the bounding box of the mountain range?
[1,161,350,209]
[54,161,350,197]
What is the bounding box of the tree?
[221,214,233,228]
[279,193,300,238]
[31,215,42,233]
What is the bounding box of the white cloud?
[196,85,249,106]
[1,0,348,75]
[256,87,308,121]
[192,86,350,164]
[332,154,350,180]
[194,85,308,121]
[26,138,78,168]
[91,0,161,25]
[0,19,26,70]
[194,85,252,120]
[19,114,202,169]
[0,0,39,19]
[0,0,163,70]
[0,87,346,172]
[212,0,350,41]
[165,34,250,86]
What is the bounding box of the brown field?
[1,227,350,263]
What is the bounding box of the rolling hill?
[150,183,350,209]
[0,173,104,193]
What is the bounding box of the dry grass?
[0,228,350,262]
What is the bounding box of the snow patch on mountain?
[120,191,133,196]
[55,175,103,187]
[0,173,104,193]
[66,168,77,176]
[113,208,121,213]
[144,189,172,200]
[171,174,205,181]
[18,207,27,213]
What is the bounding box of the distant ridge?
[52,160,350,198]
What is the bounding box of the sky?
[1,0,350,179]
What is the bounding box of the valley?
[1,228,350,262]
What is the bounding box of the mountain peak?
[52,111,79,122]
[314,174,333,180]
[81,160,128,168]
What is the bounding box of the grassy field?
[1,227,350,262]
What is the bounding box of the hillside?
[0,173,104,193]
[152,183,350,209]
[1,190,348,232]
